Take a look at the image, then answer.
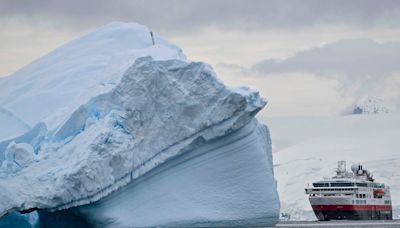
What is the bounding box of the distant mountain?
[351,97,391,115]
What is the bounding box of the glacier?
[0,22,279,227]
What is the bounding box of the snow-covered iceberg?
[0,22,279,227]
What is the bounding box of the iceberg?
[0,22,279,227]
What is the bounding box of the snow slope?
[263,114,400,220]
[0,107,30,140]
[0,56,279,227]
[0,22,185,130]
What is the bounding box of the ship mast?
[336,160,347,177]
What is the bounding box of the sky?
[1,0,400,117]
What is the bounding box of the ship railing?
[305,187,358,195]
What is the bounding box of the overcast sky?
[1,0,400,117]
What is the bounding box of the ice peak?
[0,21,185,130]
[84,21,154,45]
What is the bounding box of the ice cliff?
[0,22,279,227]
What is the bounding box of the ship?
[305,161,392,221]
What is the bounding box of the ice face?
[0,57,279,226]
[42,119,280,227]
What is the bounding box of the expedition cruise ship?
[305,161,392,221]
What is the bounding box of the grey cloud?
[252,39,400,96]
[1,0,400,32]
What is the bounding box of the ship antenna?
[150,31,155,45]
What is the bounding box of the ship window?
[330,182,354,187]
[373,183,385,188]
[356,183,367,187]
[313,183,329,187]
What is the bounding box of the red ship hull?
[312,205,392,221]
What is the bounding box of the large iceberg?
[0,22,279,227]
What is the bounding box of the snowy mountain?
[263,114,400,220]
[0,22,279,227]
[351,97,392,115]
